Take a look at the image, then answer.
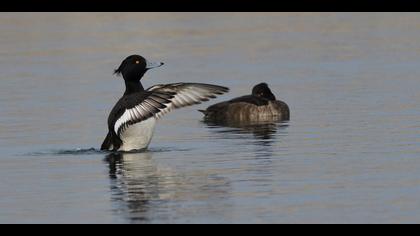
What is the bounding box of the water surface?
[1,13,420,223]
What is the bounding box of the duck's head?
[114,55,164,81]
[252,83,276,101]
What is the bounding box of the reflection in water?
[203,119,289,144]
[105,152,161,222]
[104,151,233,223]
[2,12,420,223]
[203,119,289,163]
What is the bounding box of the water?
[1,12,420,223]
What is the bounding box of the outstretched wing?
[112,92,174,137]
[147,83,229,119]
[111,83,229,139]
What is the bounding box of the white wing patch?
[114,93,172,136]
[114,83,229,138]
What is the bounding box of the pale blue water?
[1,13,420,223]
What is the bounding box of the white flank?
[118,118,157,151]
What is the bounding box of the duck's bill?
[146,60,164,69]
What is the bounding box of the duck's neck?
[124,80,144,95]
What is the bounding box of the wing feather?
[113,83,229,137]
[148,83,229,119]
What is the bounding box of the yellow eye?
[135,60,140,64]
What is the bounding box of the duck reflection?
[104,151,233,223]
[105,151,163,222]
[202,118,289,168]
[203,118,289,145]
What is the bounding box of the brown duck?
[199,83,290,123]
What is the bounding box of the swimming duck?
[199,83,289,122]
[101,55,229,152]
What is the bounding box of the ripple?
[23,146,193,157]
[25,148,105,156]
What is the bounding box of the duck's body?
[200,83,289,122]
[101,55,229,152]
[201,97,289,122]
